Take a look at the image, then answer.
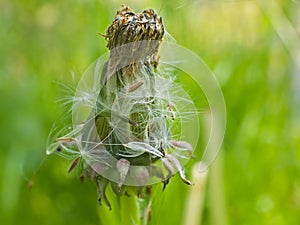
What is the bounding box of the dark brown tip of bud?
[162,179,170,191]
[79,175,85,183]
[28,180,34,191]
[68,157,81,173]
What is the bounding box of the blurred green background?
[1,0,300,224]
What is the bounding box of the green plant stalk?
[207,152,227,225]
[120,188,141,225]
[94,6,164,225]
[182,164,208,225]
[97,185,120,225]
[98,202,120,225]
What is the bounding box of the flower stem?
[98,187,120,225]
[182,163,208,225]
[98,204,119,225]
[120,188,141,225]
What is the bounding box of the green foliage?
[1,0,299,225]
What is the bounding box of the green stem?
[207,152,227,225]
[98,187,120,225]
[182,164,208,225]
[120,188,141,225]
[98,204,119,225]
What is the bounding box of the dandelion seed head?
[45,6,226,194]
[47,57,200,186]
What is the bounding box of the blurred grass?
[1,0,300,225]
